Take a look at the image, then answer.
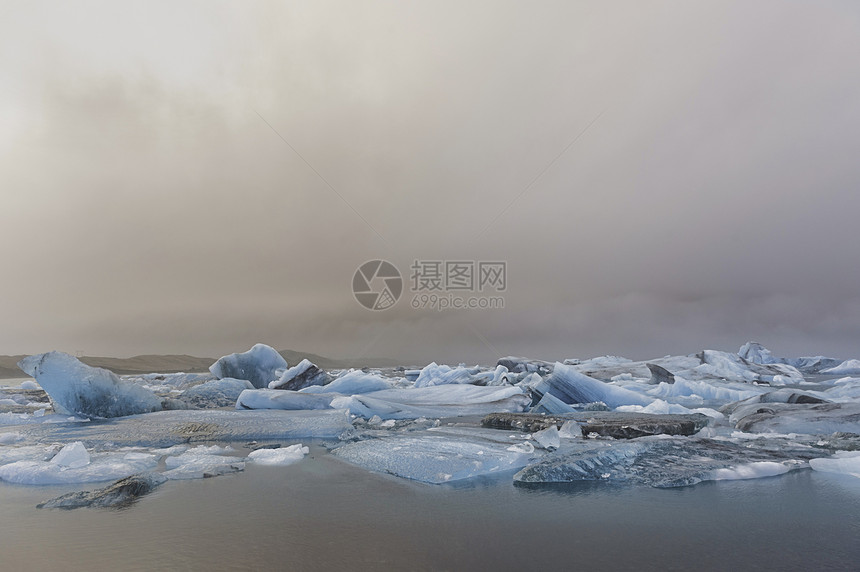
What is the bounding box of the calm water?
[1,444,859,571]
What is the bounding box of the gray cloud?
[1,1,859,363]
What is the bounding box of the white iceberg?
[247,444,309,466]
[822,359,860,376]
[210,344,287,389]
[18,352,164,418]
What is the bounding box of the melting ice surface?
[3,341,860,498]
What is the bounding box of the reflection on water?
[1,445,859,571]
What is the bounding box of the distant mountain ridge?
[0,350,398,379]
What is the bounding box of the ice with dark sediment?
[268,359,331,390]
[726,402,860,434]
[513,436,825,487]
[4,409,353,447]
[37,472,168,509]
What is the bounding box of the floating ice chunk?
[533,426,560,451]
[329,385,529,420]
[269,359,330,390]
[694,351,759,383]
[50,441,90,468]
[210,344,287,389]
[333,427,540,483]
[809,451,860,478]
[162,446,244,479]
[236,389,335,411]
[616,399,724,420]
[247,444,309,466]
[299,370,393,395]
[530,392,576,415]
[18,352,163,418]
[558,420,582,439]
[534,363,652,408]
[711,462,792,481]
[651,376,764,405]
[20,380,39,390]
[822,359,860,375]
[181,378,254,408]
[0,450,158,485]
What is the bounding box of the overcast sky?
[1,0,859,364]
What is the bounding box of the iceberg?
[268,359,330,390]
[412,363,507,388]
[532,426,560,450]
[209,344,287,389]
[738,342,843,373]
[533,363,652,408]
[236,389,335,411]
[50,441,90,469]
[822,360,860,376]
[299,369,393,395]
[328,385,530,420]
[181,378,254,408]
[18,352,164,418]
